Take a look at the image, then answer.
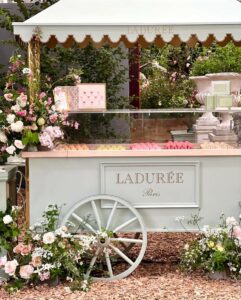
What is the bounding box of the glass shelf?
[68,108,241,114]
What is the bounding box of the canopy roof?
[13,0,241,47]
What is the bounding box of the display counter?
[23,148,241,232]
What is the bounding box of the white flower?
[6,114,15,124]
[42,232,56,244]
[22,68,31,75]
[10,121,24,133]
[184,244,189,251]
[3,215,13,224]
[0,110,2,114]
[0,131,7,143]
[239,214,241,220]
[12,206,21,212]
[14,140,25,150]
[6,145,16,155]
[226,217,238,227]
[11,104,21,113]
[33,234,41,241]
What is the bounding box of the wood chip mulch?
[1,232,241,300]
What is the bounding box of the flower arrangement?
[0,204,96,293]
[181,214,241,278]
[0,54,79,161]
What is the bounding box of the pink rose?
[4,259,18,276]
[233,226,241,239]
[49,114,58,124]
[21,244,32,256]
[39,271,50,281]
[13,243,24,254]
[13,243,31,256]
[0,256,7,267]
[16,110,27,117]
[4,93,13,102]
[20,264,34,279]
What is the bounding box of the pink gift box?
[54,83,106,111]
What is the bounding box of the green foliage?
[22,130,39,146]
[141,71,196,108]
[191,42,241,76]
[140,44,200,108]
[0,206,21,253]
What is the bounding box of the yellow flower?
[208,241,215,248]
[216,245,224,252]
[37,118,45,126]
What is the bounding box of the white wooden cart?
[14,0,241,280]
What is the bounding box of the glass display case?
[55,108,241,151]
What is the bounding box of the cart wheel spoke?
[91,200,101,231]
[72,213,96,234]
[106,201,118,230]
[104,248,113,278]
[86,248,100,278]
[111,237,143,244]
[113,217,137,233]
[109,244,134,266]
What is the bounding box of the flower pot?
[208,271,229,280]
[26,145,38,152]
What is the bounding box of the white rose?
[226,217,238,227]
[3,215,13,224]
[43,232,56,244]
[0,131,7,143]
[6,114,16,124]
[10,121,24,133]
[14,140,25,150]
[11,104,21,113]
[6,145,16,155]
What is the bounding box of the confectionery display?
[55,144,90,150]
[130,143,162,150]
[164,141,194,149]
[200,142,235,149]
[95,144,127,150]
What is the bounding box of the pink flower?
[16,110,27,117]
[0,256,7,267]
[233,226,241,239]
[4,93,13,102]
[19,265,34,279]
[21,244,32,256]
[13,243,31,256]
[39,92,46,99]
[17,93,28,108]
[49,114,58,124]
[39,271,50,281]
[47,97,52,105]
[4,259,18,276]
[13,243,24,254]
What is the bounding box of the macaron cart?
[14,0,241,280]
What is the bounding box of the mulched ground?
[1,233,241,300]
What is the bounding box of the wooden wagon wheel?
[61,194,147,281]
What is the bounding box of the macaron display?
[96,144,127,150]
[164,141,194,149]
[130,143,162,150]
[56,144,90,150]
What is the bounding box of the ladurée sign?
[116,171,184,185]
[100,162,200,208]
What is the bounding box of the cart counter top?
[22,149,241,158]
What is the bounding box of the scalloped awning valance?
[13,0,241,47]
